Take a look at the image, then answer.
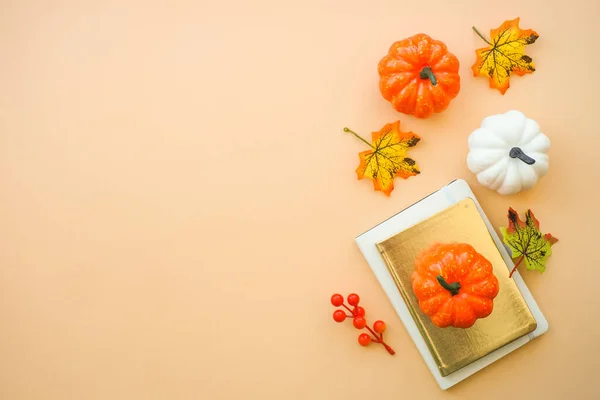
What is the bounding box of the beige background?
[0,1,598,399]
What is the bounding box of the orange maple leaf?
[472,18,539,94]
[344,121,420,196]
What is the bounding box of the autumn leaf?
[344,121,420,196]
[472,18,539,94]
[499,208,558,278]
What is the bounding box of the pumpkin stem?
[472,26,492,45]
[437,275,461,296]
[344,127,375,149]
[419,67,437,86]
[509,147,536,165]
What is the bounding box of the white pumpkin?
[467,110,550,195]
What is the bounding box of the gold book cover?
[376,198,537,377]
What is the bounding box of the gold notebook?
[376,198,537,377]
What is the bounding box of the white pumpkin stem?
[509,147,536,165]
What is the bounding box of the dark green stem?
[509,147,536,165]
[437,275,461,296]
[344,127,374,148]
[419,66,437,86]
[472,26,492,45]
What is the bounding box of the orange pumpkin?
[411,243,499,329]
[378,34,461,119]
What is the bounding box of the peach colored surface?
[0,1,599,399]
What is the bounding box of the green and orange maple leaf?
[472,18,539,94]
[500,208,558,278]
[344,121,420,196]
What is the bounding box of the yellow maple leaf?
[500,208,558,278]
[472,18,539,94]
[344,121,420,196]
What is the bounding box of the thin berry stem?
[365,325,395,355]
[365,325,379,338]
[381,342,395,355]
[341,304,354,314]
[509,256,525,278]
[344,127,374,148]
[472,26,492,45]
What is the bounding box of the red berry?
[353,306,365,317]
[373,320,386,333]
[331,294,344,307]
[333,310,347,323]
[353,316,367,329]
[358,333,371,346]
[347,293,360,306]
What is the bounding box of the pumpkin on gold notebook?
[354,180,548,390]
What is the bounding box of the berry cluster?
[331,293,395,355]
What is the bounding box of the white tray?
[354,179,548,390]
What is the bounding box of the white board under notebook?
[354,179,548,390]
